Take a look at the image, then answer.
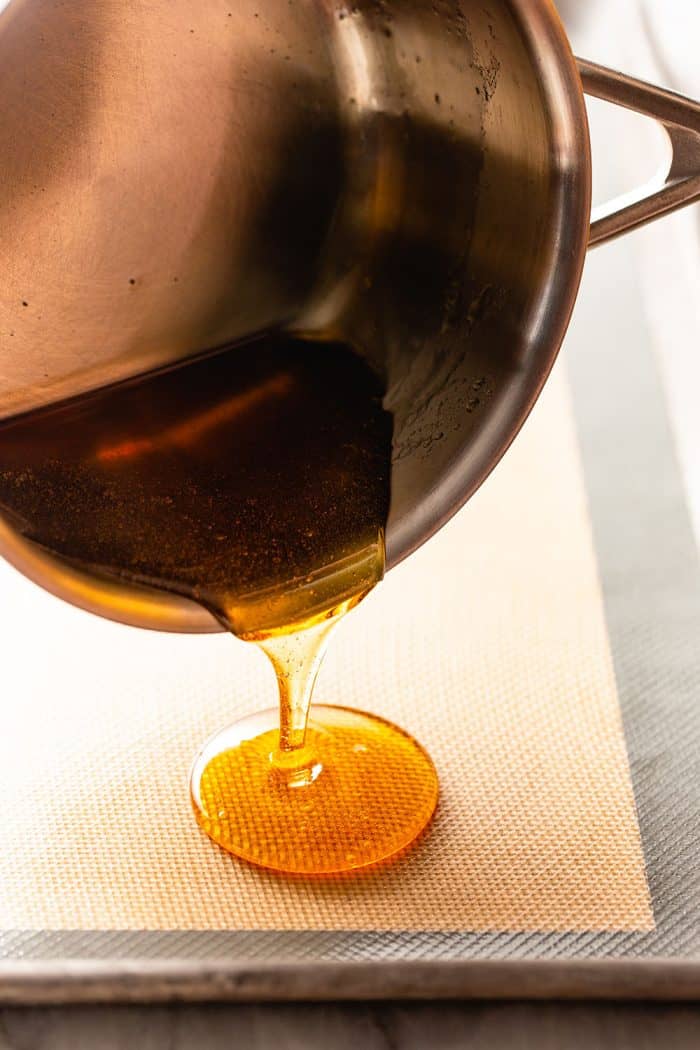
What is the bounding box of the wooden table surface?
[2,0,699,1046]
[1,1001,699,1050]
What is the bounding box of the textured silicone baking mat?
[0,363,651,934]
[1,240,699,998]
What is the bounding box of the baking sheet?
[2,107,700,1003]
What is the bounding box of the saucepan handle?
[577,58,700,247]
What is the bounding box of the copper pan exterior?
[0,0,698,631]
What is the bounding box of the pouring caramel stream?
[0,334,438,873]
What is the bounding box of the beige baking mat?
[0,364,653,932]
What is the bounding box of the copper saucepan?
[0,0,698,630]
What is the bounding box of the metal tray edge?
[1,959,699,1005]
